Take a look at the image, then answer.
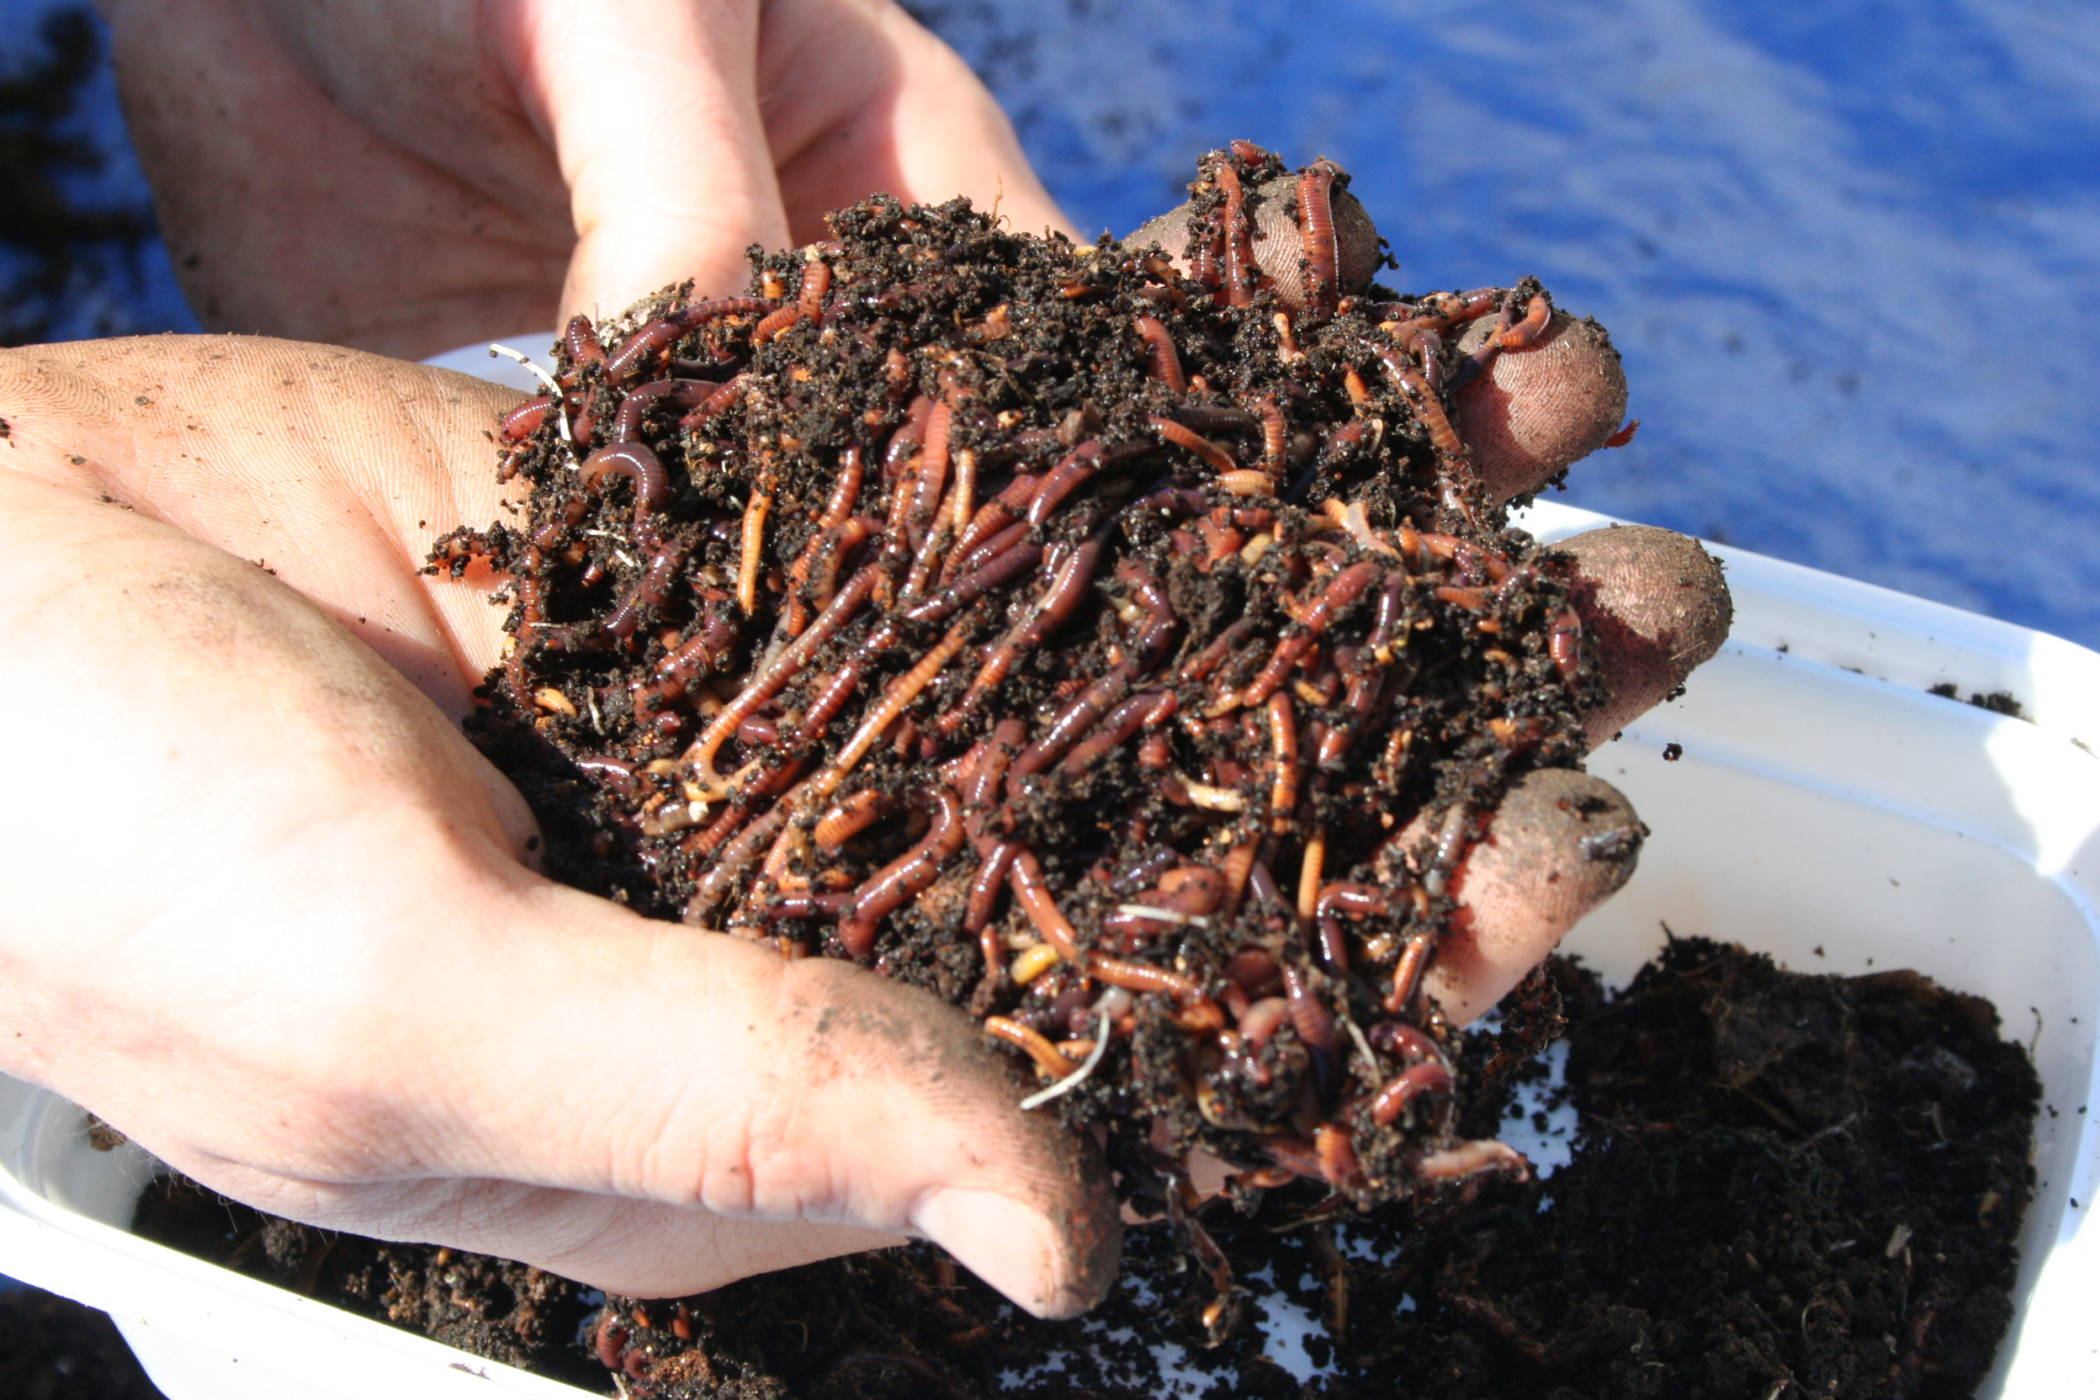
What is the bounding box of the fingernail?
[909,1187,1067,1317]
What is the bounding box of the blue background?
[8,0,2100,653]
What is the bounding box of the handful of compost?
[435,144,1726,1255]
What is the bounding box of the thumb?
[504,0,792,317]
[384,880,1121,1316]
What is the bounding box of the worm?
[1152,416,1237,475]
[1370,1061,1455,1125]
[837,788,964,957]
[1296,159,1341,316]
[1133,315,1187,394]
[682,562,879,796]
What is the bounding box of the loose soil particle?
[134,937,2037,1399]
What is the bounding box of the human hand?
[0,336,1114,1315]
[94,0,1068,359]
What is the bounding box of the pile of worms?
[437,144,1605,1244]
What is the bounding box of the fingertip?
[911,1183,1120,1318]
[1456,311,1630,502]
[1556,525,1734,746]
[1429,769,1644,1025]
[1122,175,1381,313]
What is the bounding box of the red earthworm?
[1409,1138,1529,1183]
[683,804,788,923]
[1190,517,1242,568]
[1604,418,1641,449]
[965,838,1020,943]
[1294,824,1328,918]
[1245,856,1292,917]
[784,516,875,636]
[983,1016,1079,1080]
[1253,397,1288,472]
[815,623,971,798]
[1410,287,1504,329]
[903,399,953,551]
[1236,561,1381,707]
[1316,882,1390,922]
[598,542,688,640]
[1009,661,1135,786]
[1060,689,1176,775]
[737,485,771,615]
[949,473,1042,566]
[575,755,639,797]
[1152,416,1237,475]
[1225,947,1281,994]
[1498,293,1551,350]
[499,395,552,442]
[1238,996,1291,1045]
[1229,138,1275,166]
[884,395,933,482]
[1182,616,1258,684]
[1132,315,1186,395]
[676,375,745,431]
[1176,402,1251,434]
[1088,953,1215,1012]
[611,378,718,443]
[1435,583,1492,613]
[1187,232,1220,293]
[1385,931,1433,1015]
[735,714,781,748]
[683,562,879,794]
[1115,558,1179,667]
[766,894,856,924]
[1028,440,1104,524]
[1424,802,1474,897]
[965,718,1026,827]
[901,533,1041,625]
[1217,469,1277,497]
[945,533,1108,730]
[790,651,881,754]
[837,788,964,957]
[751,304,801,343]
[1158,865,1228,913]
[1369,1019,1446,1062]
[593,1316,628,1372]
[1263,692,1302,832]
[1315,1122,1363,1187]
[1279,962,1337,1050]
[1548,606,1584,683]
[1297,159,1341,317]
[1214,162,1254,309]
[1006,849,1081,962]
[818,443,866,529]
[565,314,606,372]
[759,815,809,888]
[654,592,741,683]
[948,446,977,539]
[606,297,776,382]
[1370,1061,1455,1126]
[797,258,832,319]
[1261,1134,1324,1181]
[950,518,1031,580]
[579,441,672,510]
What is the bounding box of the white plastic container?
[5,483,2096,1397]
